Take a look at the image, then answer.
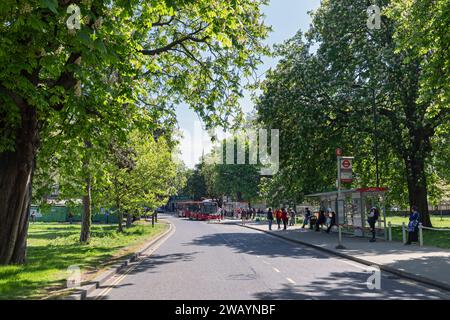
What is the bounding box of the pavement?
[227,218,450,291]
[87,213,450,300]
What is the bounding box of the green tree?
[257,0,449,226]
[0,0,269,264]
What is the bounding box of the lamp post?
[352,84,380,187]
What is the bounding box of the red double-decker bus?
[176,200,219,221]
[176,201,201,219]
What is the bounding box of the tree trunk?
[0,106,38,265]
[80,141,93,243]
[80,176,92,242]
[404,153,432,227]
[126,212,132,228]
[117,211,124,232]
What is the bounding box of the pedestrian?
[30,210,36,223]
[281,208,288,230]
[267,208,274,230]
[315,209,326,231]
[68,210,74,224]
[276,208,282,229]
[326,211,336,233]
[405,205,421,245]
[302,207,312,228]
[289,208,296,226]
[367,207,379,242]
[241,208,247,225]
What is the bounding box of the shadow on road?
[253,270,443,300]
[185,231,331,260]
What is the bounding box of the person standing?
[302,207,311,228]
[326,211,336,233]
[281,208,289,230]
[267,208,274,230]
[288,208,296,226]
[68,210,74,225]
[276,208,282,230]
[405,206,421,245]
[30,210,36,223]
[367,207,379,242]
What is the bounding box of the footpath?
[221,219,450,292]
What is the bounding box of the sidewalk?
[225,220,450,291]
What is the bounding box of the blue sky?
[175,0,322,168]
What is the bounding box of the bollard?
[335,225,346,249]
[388,221,392,242]
[402,222,406,244]
[419,223,423,247]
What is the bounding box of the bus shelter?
[306,188,388,239]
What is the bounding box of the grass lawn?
[386,215,450,228]
[0,221,168,300]
[386,215,450,250]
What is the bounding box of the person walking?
[405,205,421,245]
[367,207,379,242]
[267,208,274,230]
[302,207,312,228]
[326,211,336,233]
[281,208,289,230]
[241,208,247,225]
[275,208,282,230]
[315,209,326,231]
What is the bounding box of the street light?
[352,84,380,187]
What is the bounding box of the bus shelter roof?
[306,187,388,198]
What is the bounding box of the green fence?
[31,205,119,224]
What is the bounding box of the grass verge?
[0,221,168,299]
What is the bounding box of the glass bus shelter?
[306,188,388,239]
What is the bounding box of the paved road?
[90,214,450,300]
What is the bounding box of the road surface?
[89,214,450,300]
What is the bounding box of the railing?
[387,221,450,246]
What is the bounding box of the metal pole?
[372,88,380,188]
[402,222,406,244]
[335,225,346,249]
[388,221,392,241]
[419,223,423,247]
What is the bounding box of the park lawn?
[0,221,168,300]
[385,215,450,228]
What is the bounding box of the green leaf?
[40,0,58,14]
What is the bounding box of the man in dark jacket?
[302,208,311,228]
[267,208,274,230]
[367,207,379,242]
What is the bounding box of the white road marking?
[286,277,296,284]
[94,223,176,300]
[272,267,280,273]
